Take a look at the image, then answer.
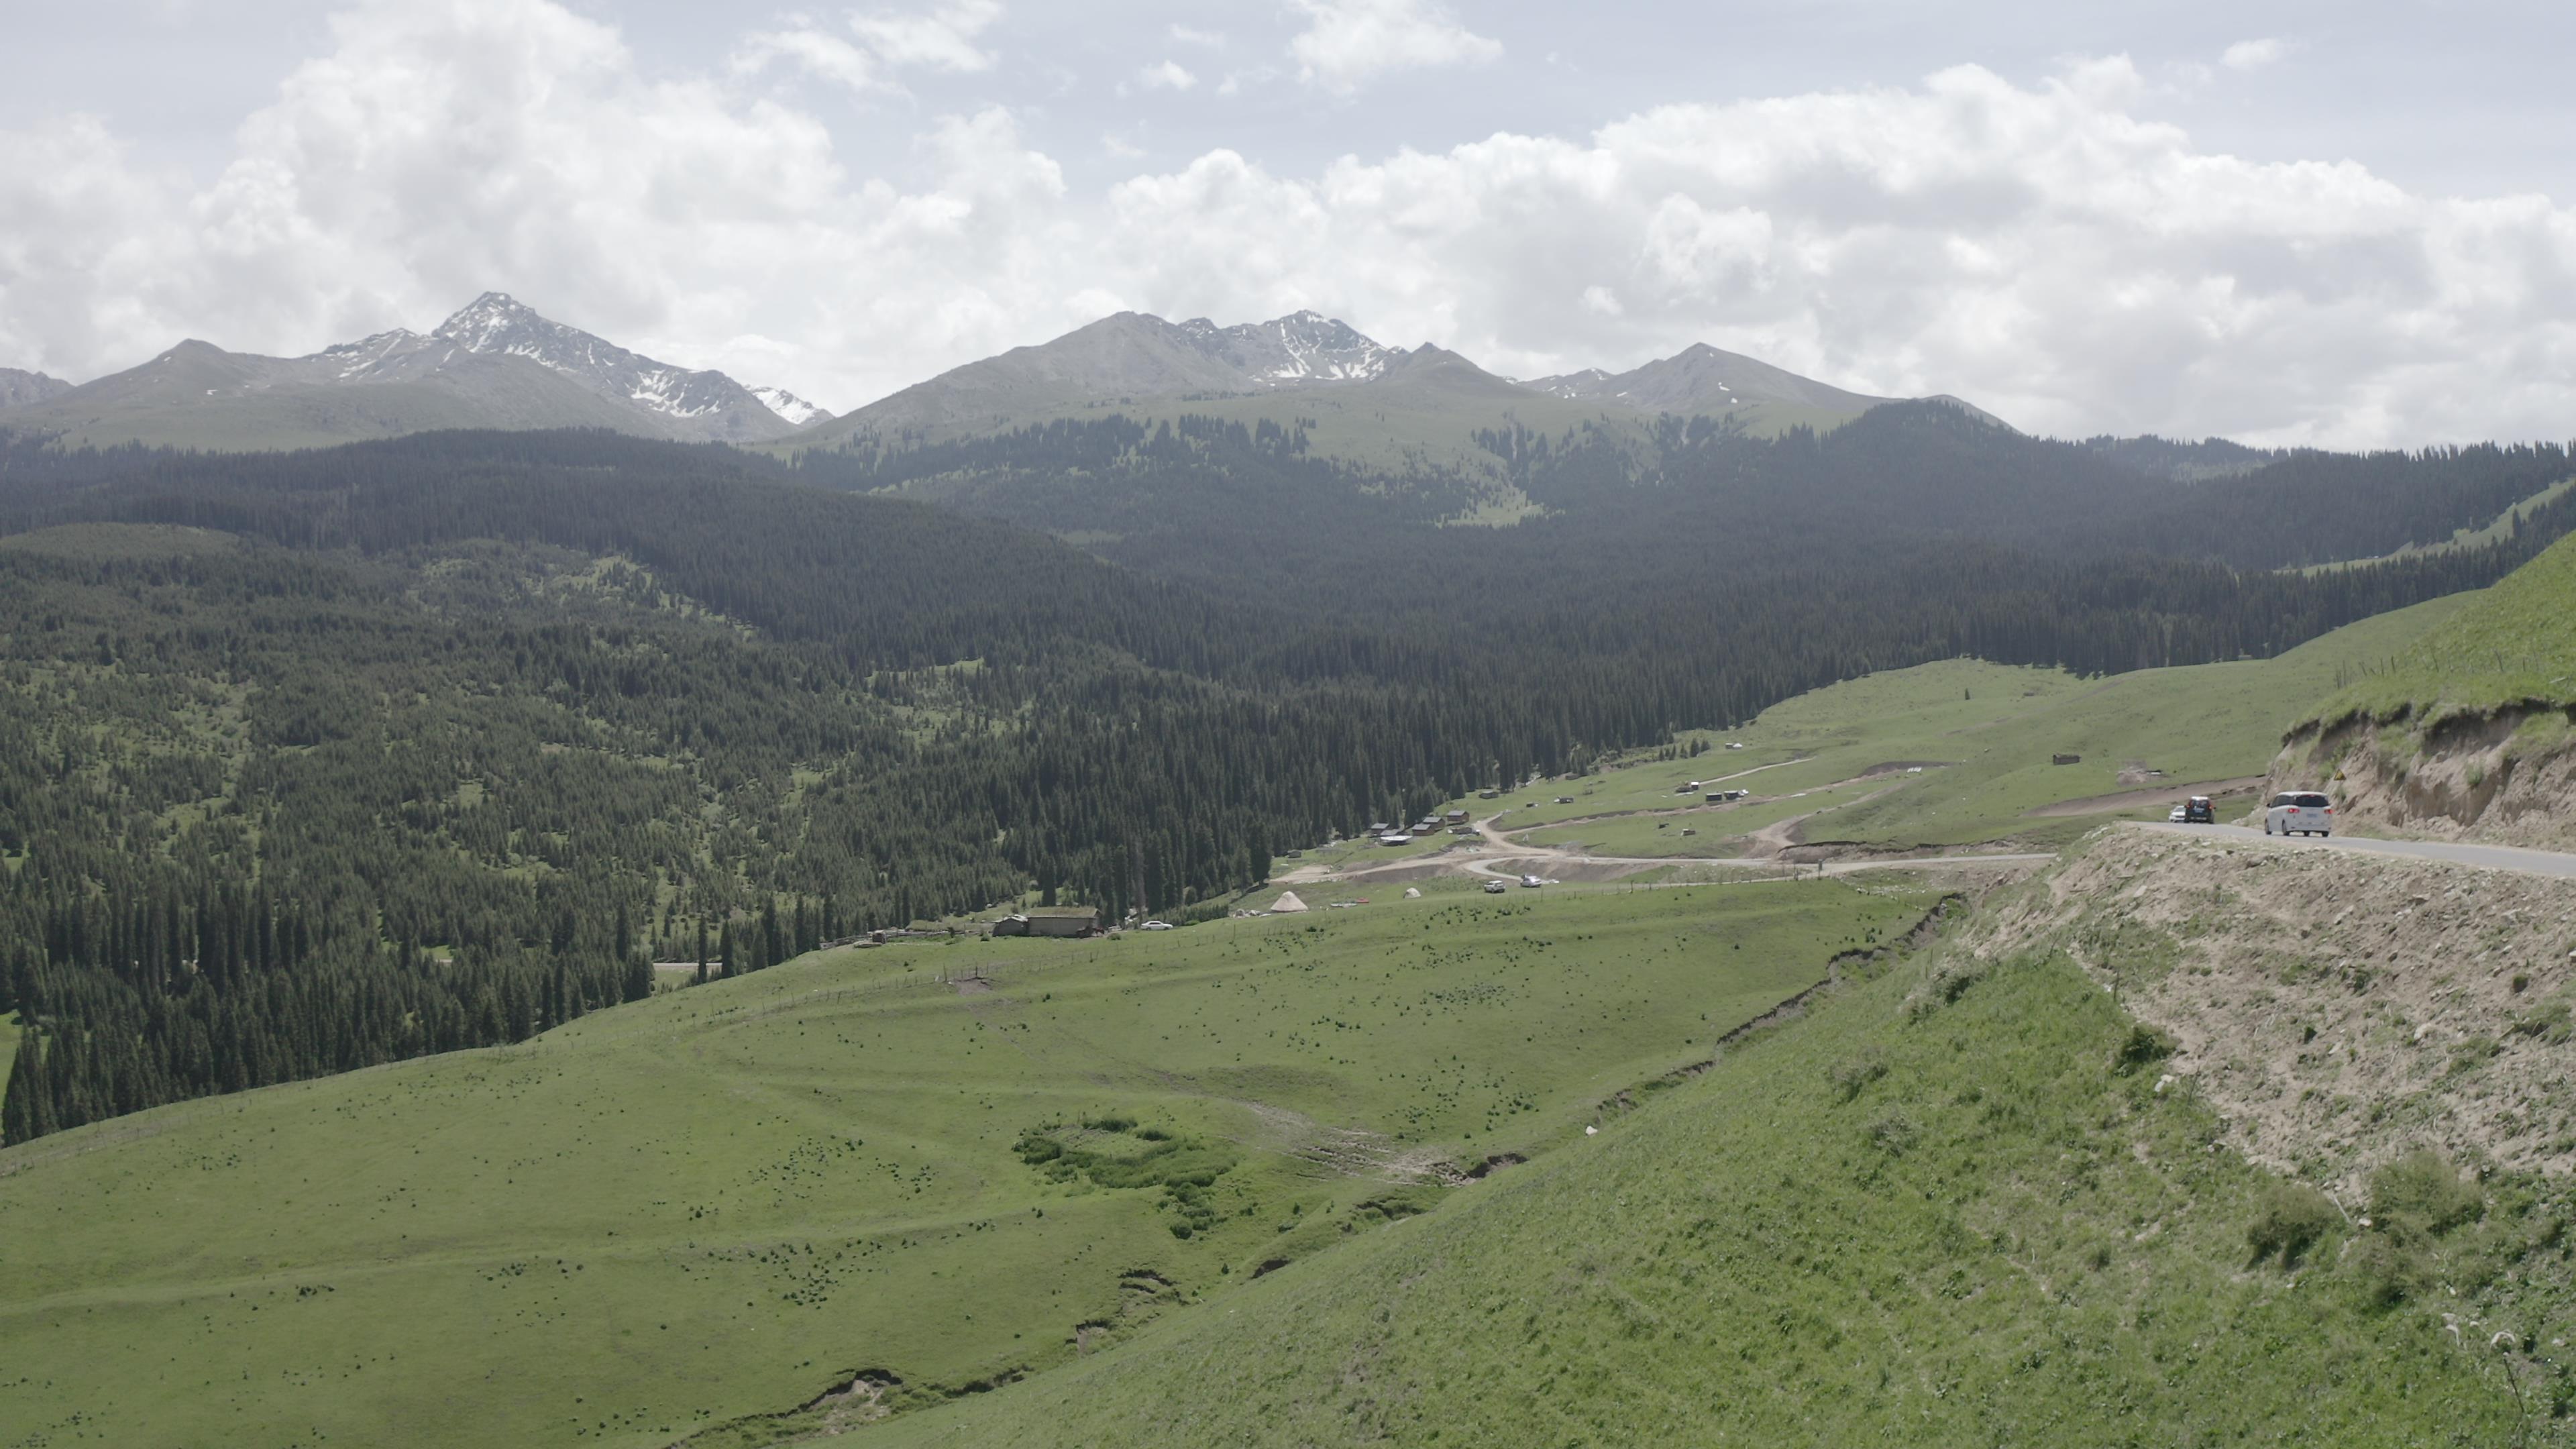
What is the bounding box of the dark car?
[2182,796,2215,824]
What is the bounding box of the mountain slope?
[860,906,2544,1448]
[3,295,801,449]
[794,309,1403,450]
[0,879,1926,1448]
[1523,342,2014,435]
[0,366,71,409]
[6,337,664,449]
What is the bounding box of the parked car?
[2264,791,2334,837]
[2183,796,2216,824]
[1483,879,1509,894]
[1519,874,1544,888]
[1140,920,1174,930]
[2168,805,2187,822]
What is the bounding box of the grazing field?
[1446,591,2473,854]
[1518,777,1890,858]
[0,877,1932,1448]
[865,919,2541,1449]
[2308,528,2576,724]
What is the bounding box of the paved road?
[2130,821,2576,880]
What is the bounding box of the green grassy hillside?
[0,877,1927,1448]
[2307,528,2576,727]
[865,922,2533,1448]
[1452,590,2473,854]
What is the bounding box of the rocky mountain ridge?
[0,367,72,409]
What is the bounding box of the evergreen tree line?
[0,423,2567,1141]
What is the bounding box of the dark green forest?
[2,417,2568,1140]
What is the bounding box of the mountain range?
[0,294,820,450]
[0,294,1996,453]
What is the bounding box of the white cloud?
[848,0,1001,72]
[1167,23,1224,48]
[2222,37,2293,71]
[732,23,886,93]
[2,7,2570,451]
[1288,0,1501,94]
[1138,60,1196,92]
[737,1,1000,91]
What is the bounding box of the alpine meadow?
[5,4,2576,1446]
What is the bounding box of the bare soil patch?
[1962,827,2576,1193]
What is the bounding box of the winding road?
[2130,821,2576,879]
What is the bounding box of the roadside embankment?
[2272,705,2576,850]
[1959,825,2575,1194]
[2270,526,2576,848]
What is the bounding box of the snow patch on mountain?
[417,292,794,441]
[751,386,830,426]
[1178,310,1398,387]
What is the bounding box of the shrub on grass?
[1866,1110,1921,1159]
[2245,1180,2340,1267]
[2369,1149,2485,1237]
[1827,1050,1888,1103]
[2113,1024,2176,1075]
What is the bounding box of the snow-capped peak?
[751,385,829,427]
[421,292,788,435]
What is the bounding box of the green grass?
[2308,529,2576,727]
[1519,777,1889,857]
[863,936,2537,1449]
[0,878,1930,1448]
[1450,594,2472,853]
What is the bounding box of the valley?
[0,876,1943,1446]
[2,308,2573,1449]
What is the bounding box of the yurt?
[1269,890,1310,913]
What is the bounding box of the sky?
[1,0,2570,447]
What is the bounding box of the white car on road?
[2264,791,2334,837]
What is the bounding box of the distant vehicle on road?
[1519,874,1544,888]
[2183,796,2216,824]
[1483,879,1509,894]
[1140,920,1173,930]
[2265,791,2334,837]
[2168,805,2186,822]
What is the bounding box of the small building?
[2052,753,2082,766]
[1444,808,1470,824]
[1477,789,1500,800]
[992,908,1102,938]
[1378,832,1415,846]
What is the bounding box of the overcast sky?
[3,0,2570,446]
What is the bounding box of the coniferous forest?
[2,417,2569,1140]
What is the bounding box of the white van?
[2264,791,2334,837]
